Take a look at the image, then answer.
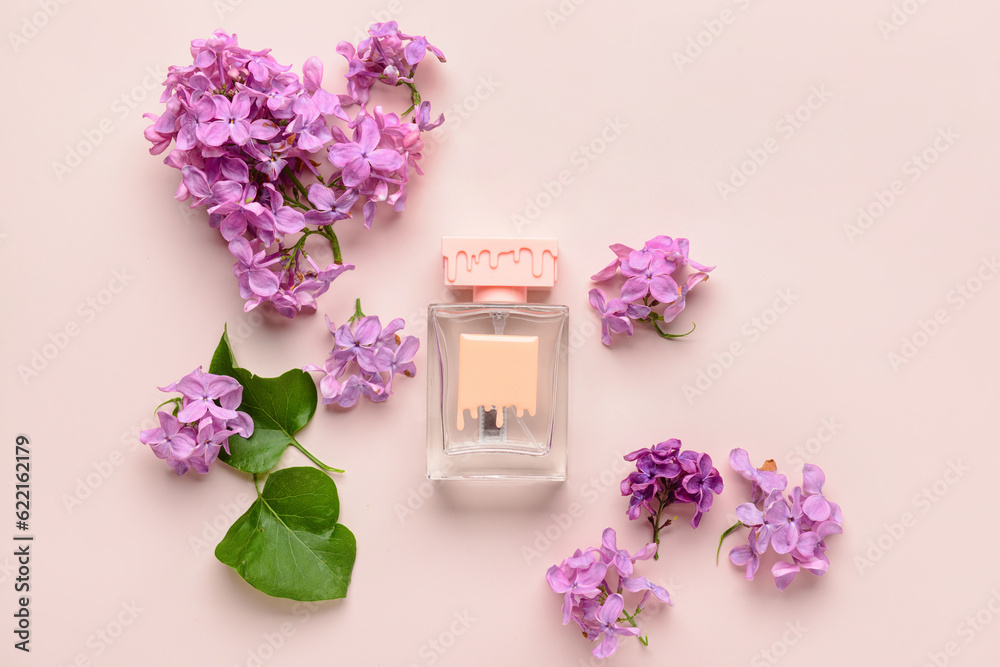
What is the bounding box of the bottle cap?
[441,237,558,303]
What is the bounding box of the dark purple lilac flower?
[621,439,723,555]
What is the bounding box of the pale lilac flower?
[726,451,843,590]
[547,531,669,658]
[328,117,405,186]
[305,301,419,407]
[141,367,254,475]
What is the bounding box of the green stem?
[252,473,263,496]
[317,225,343,264]
[153,397,183,417]
[286,172,310,201]
[401,80,421,117]
[716,521,745,564]
[652,320,696,339]
[291,440,344,474]
[619,607,649,647]
[348,297,366,323]
[282,196,309,211]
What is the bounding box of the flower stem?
[716,520,745,564]
[652,320,696,339]
[619,607,649,647]
[401,80,421,117]
[317,225,343,264]
[153,397,183,417]
[348,297,366,322]
[291,440,344,474]
[286,172,311,201]
[252,473,263,496]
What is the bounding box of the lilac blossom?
[590,235,713,345]
[144,27,446,318]
[621,439,723,556]
[304,299,419,407]
[141,367,253,475]
[546,528,669,658]
[724,451,843,590]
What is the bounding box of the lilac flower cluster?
[546,528,670,659]
[304,300,418,407]
[621,439,724,557]
[727,448,843,590]
[144,25,445,317]
[140,367,253,475]
[589,236,714,345]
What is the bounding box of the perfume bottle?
[427,238,569,480]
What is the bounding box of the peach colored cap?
[442,237,558,303]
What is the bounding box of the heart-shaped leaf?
[209,328,327,474]
[215,467,356,601]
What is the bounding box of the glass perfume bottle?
[427,238,569,480]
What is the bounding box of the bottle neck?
[472,285,527,303]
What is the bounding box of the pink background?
[3,0,999,665]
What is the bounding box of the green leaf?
[215,467,356,601]
[219,367,319,474]
[209,325,238,377]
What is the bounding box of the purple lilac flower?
[547,528,669,658]
[726,451,843,590]
[304,300,419,407]
[144,27,446,317]
[590,236,713,345]
[141,367,254,475]
[621,439,723,556]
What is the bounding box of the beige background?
[2,0,999,665]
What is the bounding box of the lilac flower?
[145,27,445,317]
[725,451,843,590]
[590,236,713,344]
[141,367,253,475]
[621,439,723,555]
[592,595,641,659]
[328,116,404,186]
[675,451,725,528]
[229,236,281,300]
[547,530,669,658]
[305,300,418,407]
